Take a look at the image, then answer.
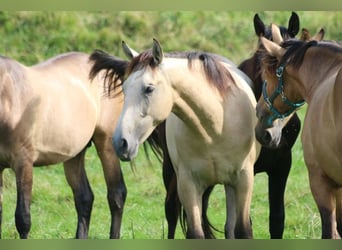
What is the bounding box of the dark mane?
[127,50,236,97]
[89,49,128,96]
[281,40,342,68]
[261,39,342,73]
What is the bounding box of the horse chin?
[120,145,139,162]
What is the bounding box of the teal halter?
[262,65,305,126]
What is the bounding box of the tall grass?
[0,11,340,239]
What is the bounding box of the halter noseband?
[262,64,305,126]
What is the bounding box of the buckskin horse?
[0,52,128,238]
[110,39,260,238]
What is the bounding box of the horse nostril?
[120,138,128,151]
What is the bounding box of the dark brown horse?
[0,52,128,239]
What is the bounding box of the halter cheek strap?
[262,65,305,126]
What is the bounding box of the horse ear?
[300,28,311,41]
[287,12,300,37]
[261,37,285,60]
[311,28,325,41]
[253,13,265,36]
[122,41,139,59]
[152,38,163,65]
[271,23,283,45]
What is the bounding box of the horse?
[254,24,342,239]
[0,51,128,239]
[163,11,303,239]
[160,12,325,239]
[107,38,260,238]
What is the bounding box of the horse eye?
[144,85,155,95]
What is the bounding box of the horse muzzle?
[255,120,282,148]
[112,134,139,161]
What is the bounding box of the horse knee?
[108,177,127,212]
[77,189,94,212]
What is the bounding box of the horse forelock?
[126,50,235,98]
[126,49,157,76]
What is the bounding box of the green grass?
[0,11,340,239]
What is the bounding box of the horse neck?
[290,47,342,103]
[163,58,225,143]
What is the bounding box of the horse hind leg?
[63,148,94,239]
[177,173,204,238]
[231,167,254,239]
[92,134,127,239]
[308,169,337,238]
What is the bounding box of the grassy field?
[0,11,341,239]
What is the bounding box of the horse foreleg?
[234,167,254,239]
[13,160,33,239]
[224,185,237,238]
[93,135,127,239]
[177,173,204,239]
[63,149,94,239]
[267,151,291,239]
[163,165,179,239]
[0,169,3,239]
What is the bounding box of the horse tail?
[179,186,220,239]
[88,49,128,97]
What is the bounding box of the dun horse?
[163,12,303,239]
[255,24,342,239]
[0,52,128,238]
[110,39,260,238]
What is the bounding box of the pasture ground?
[0,11,340,239]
